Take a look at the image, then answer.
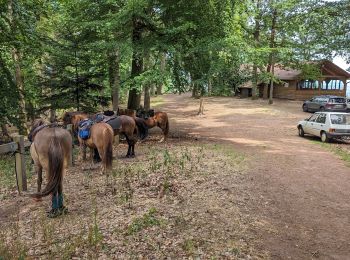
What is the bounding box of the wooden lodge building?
[239,60,350,100]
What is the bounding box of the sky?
[333,56,349,71]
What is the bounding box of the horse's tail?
[103,130,113,170]
[32,133,63,198]
[135,117,148,140]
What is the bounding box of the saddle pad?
[104,116,122,131]
[78,119,93,140]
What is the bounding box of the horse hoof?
[126,154,131,158]
[131,154,135,158]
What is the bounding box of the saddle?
[78,119,94,140]
[103,116,122,131]
[28,123,57,142]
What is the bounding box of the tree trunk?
[128,17,143,110]
[263,83,268,99]
[198,98,204,115]
[144,85,150,111]
[192,83,198,98]
[157,52,166,95]
[9,0,28,134]
[108,49,120,111]
[208,78,212,96]
[1,124,10,137]
[74,48,80,111]
[150,84,155,96]
[268,8,277,105]
[252,0,262,100]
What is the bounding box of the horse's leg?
[131,141,135,157]
[159,124,165,143]
[89,147,94,169]
[124,133,131,158]
[78,142,86,161]
[36,164,43,193]
[96,146,105,175]
[130,134,137,157]
[93,148,101,163]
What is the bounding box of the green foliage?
[0,0,349,123]
[299,63,323,81]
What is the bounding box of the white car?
[297,112,350,142]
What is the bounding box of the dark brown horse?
[75,117,114,175]
[97,114,141,158]
[28,119,72,217]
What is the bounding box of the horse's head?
[28,119,46,142]
[71,114,88,131]
[62,112,73,126]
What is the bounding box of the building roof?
[239,60,350,88]
[274,65,301,80]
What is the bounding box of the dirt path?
[158,93,350,260]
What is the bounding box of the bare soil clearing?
[161,93,350,260]
[1,93,349,259]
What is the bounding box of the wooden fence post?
[13,135,27,192]
[66,124,74,166]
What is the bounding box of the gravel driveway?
[159,93,350,259]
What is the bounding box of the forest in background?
[0,0,349,134]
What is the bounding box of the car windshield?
[329,98,345,103]
[330,114,350,125]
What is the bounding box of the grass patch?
[204,143,246,168]
[313,141,350,165]
[127,208,161,235]
[0,151,33,191]
[150,96,165,107]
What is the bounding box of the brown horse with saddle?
[67,112,142,158]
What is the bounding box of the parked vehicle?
[302,95,347,112]
[346,98,350,111]
[297,112,350,142]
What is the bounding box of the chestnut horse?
[28,119,72,217]
[137,112,169,142]
[75,118,114,175]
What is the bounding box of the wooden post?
[198,98,204,115]
[13,135,27,192]
[66,124,74,166]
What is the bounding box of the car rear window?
[330,114,350,125]
[329,98,345,103]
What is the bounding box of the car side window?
[309,114,319,122]
[316,114,326,124]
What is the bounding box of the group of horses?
[28,109,169,217]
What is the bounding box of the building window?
[297,80,319,90]
[321,80,344,90]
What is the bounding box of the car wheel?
[321,131,329,143]
[320,106,325,112]
[298,126,305,137]
[302,104,308,112]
